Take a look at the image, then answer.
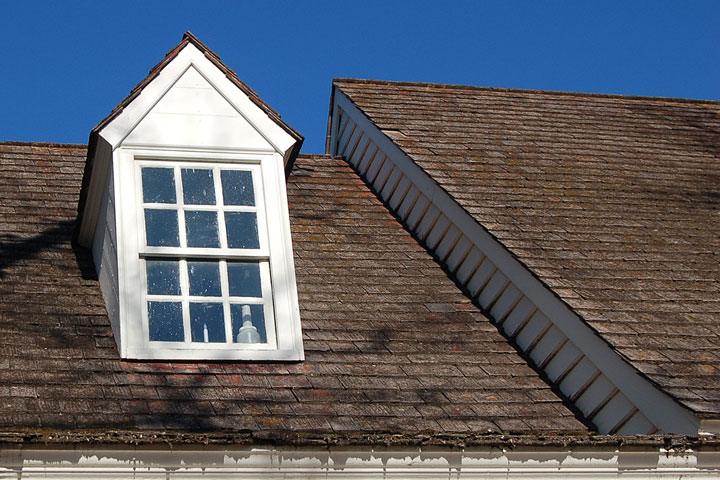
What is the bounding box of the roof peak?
[92,33,303,145]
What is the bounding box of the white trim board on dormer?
[99,43,296,155]
[329,87,703,435]
[78,41,300,248]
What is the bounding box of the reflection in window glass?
[225,212,259,249]
[190,302,226,342]
[148,301,184,341]
[221,170,255,206]
[145,209,180,247]
[188,261,222,297]
[231,304,266,343]
[139,164,275,351]
[182,168,216,205]
[142,167,176,204]
[146,260,181,295]
[185,210,220,247]
[227,262,262,297]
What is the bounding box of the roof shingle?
[0,142,587,440]
[334,79,720,416]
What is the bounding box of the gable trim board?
[328,85,704,435]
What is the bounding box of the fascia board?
[99,43,296,157]
[332,88,700,434]
[76,136,113,247]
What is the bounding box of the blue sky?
[2,1,718,154]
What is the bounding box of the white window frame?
[115,146,304,361]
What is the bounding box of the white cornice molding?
[3,444,719,478]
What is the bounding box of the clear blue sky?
[2,1,718,154]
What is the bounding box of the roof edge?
[2,429,718,449]
[332,78,720,105]
[0,141,86,149]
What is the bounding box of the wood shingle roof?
[333,79,720,417]
[0,142,588,442]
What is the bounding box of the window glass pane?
[221,170,255,206]
[231,304,266,344]
[145,209,180,247]
[225,212,259,249]
[185,210,220,247]
[188,261,222,297]
[142,167,176,204]
[182,168,216,205]
[148,301,184,342]
[190,302,226,342]
[146,260,181,295]
[227,262,262,297]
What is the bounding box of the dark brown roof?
[0,141,588,443]
[334,79,720,416]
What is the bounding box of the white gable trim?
[330,88,701,434]
[78,43,299,248]
[99,43,296,156]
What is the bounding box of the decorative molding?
[3,444,718,479]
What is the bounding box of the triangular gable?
[92,32,302,160]
[76,32,303,245]
[123,65,272,149]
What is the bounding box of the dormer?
[75,33,304,361]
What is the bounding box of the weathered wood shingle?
[334,79,720,417]
[0,142,587,440]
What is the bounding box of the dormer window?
[76,33,304,361]
[137,161,275,349]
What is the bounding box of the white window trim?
[115,146,304,361]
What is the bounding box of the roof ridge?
[296,153,339,159]
[332,78,720,106]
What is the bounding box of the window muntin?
[136,161,276,350]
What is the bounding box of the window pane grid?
[139,164,265,253]
[219,259,234,344]
[138,161,273,350]
[146,295,266,303]
[142,257,272,348]
[214,168,229,253]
